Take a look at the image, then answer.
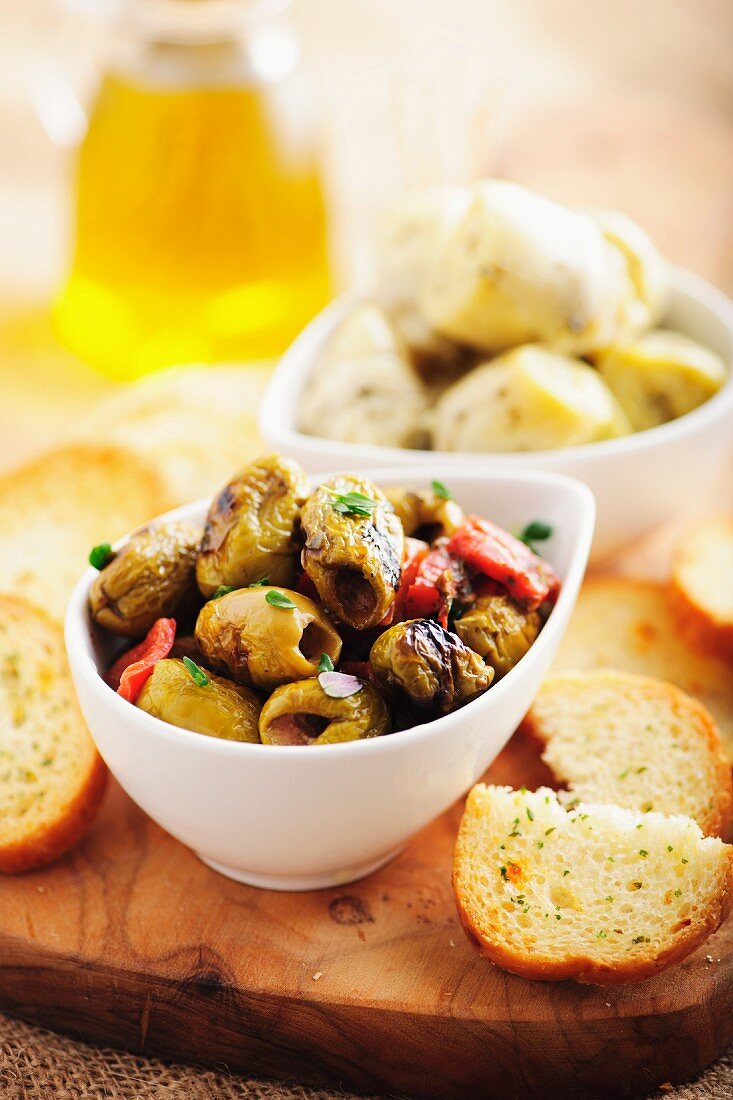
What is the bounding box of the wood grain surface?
[0,722,730,1100]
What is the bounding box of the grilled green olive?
[195,587,342,691]
[196,455,309,597]
[136,659,262,743]
[89,520,201,638]
[301,475,404,630]
[259,677,390,745]
[370,618,493,714]
[453,594,541,679]
[385,486,464,542]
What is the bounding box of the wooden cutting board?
[0,721,731,1100]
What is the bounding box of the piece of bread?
[0,444,167,624]
[81,364,270,508]
[552,576,733,760]
[522,670,732,837]
[453,784,733,985]
[0,596,107,872]
[672,517,733,662]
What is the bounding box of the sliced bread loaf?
[672,517,733,662]
[0,596,107,872]
[552,575,733,759]
[522,670,732,837]
[0,443,167,623]
[453,784,733,984]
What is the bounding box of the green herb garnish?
[212,585,236,600]
[249,577,271,587]
[447,599,465,630]
[519,520,553,545]
[526,807,534,821]
[183,656,209,687]
[318,653,334,673]
[518,520,553,554]
[265,590,297,610]
[89,542,113,570]
[328,489,379,517]
[431,479,454,501]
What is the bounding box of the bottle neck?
[98,1,299,88]
[121,0,293,46]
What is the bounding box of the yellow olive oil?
[55,71,331,379]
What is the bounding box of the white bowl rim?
[259,265,733,467]
[65,465,595,761]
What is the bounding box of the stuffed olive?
[195,587,342,691]
[386,486,464,542]
[301,475,404,630]
[196,455,308,597]
[136,658,262,743]
[260,677,390,745]
[370,619,493,714]
[89,520,201,638]
[453,594,540,679]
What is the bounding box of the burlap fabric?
[0,1013,730,1100]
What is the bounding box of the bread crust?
[671,518,733,664]
[551,574,733,762]
[0,754,107,874]
[0,595,108,873]
[453,849,733,984]
[521,670,733,839]
[453,799,733,986]
[671,577,733,664]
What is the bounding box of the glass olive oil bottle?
[55,1,331,379]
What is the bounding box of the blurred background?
[1,0,732,469]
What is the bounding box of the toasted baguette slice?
[0,596,107,872]
[453,784,733,985]
[522,671,732,837]
[82,364,270,508]
[672,517,733,663]
[552,576,733,760]
[0,444,167,623]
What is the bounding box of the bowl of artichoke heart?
[260,179,733,561]
[65,454,594,890]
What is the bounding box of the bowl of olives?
[65,456,594,891]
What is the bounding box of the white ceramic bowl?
[260,267,733,562]
[65,467,594,891]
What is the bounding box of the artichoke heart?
[195,586,342,691]
[260,677,390,745]
[89,519,201,638]
[431,345,631,453]
[196,455,308,597]
[136,658,262,743]
[594,330,727,431]
[370,619,493,714]
[301,475,405,630]
[454,594,541,679]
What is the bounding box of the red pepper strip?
[111,618,177,703]
[447,516,560,611]
[397,544,461,626]
[393,539,429,619]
